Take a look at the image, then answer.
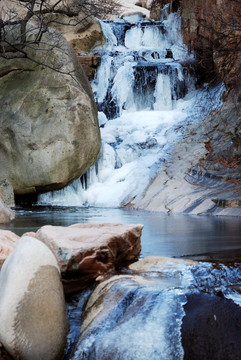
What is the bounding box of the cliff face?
[151,0,241,90]
[180,0,241,91]
[137,0,241,215]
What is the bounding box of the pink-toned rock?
[0,230,19,269]
[35,223,143,293]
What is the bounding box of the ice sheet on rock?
[72,280,187,360]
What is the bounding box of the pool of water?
[2,206,241,263]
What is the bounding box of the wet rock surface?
[182,293,241,360]
[67,256,241,359]
[34,223,143,293]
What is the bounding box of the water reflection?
[1,207,241,261]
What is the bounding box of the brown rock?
[35,223,143,293]
[180,0,241,90]
[0,230,19,269]
[78,54,101,79]
[46,12,104,52]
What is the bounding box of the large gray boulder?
[0,236,68,360]
[0,25,101,194]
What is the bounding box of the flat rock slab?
[0,230,19,269]
[34,223,143,293]
[129,256,197,272]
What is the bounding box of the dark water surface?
[1,206,241,262]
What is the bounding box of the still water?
[2,206,241,262]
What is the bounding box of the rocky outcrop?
[45,12,104,53]
[0,236,68,360]
[136,96,241,215]
[0,230,19,269]
[0,25,101,195]
[180,0,241,91]
[151,0,240,90]
[33,223,143,293]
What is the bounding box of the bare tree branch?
[0,0,120,73]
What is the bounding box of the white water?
[38,10,224,208]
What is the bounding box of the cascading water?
[38,9,223,208]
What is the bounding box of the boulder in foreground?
[35,223,143,293]
[0,236,68,360]
[0,25,101,195]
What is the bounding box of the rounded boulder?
[0,25,101,194]
[0,236,68,360]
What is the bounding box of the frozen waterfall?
[38,10,223,208]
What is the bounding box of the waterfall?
[38,10,223,208]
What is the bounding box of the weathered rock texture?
[180,0,241,91]
[45,12,104,52]
[0,198,15,224]
[136,0,241,215]
[78,54,101,79]
[0,230,19,269]
[0,236,68,360]
[136,98,241,215]
[151,0,241,89]
[0,25,101,195]
[34,223,143,293]
[0,179,14,208]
